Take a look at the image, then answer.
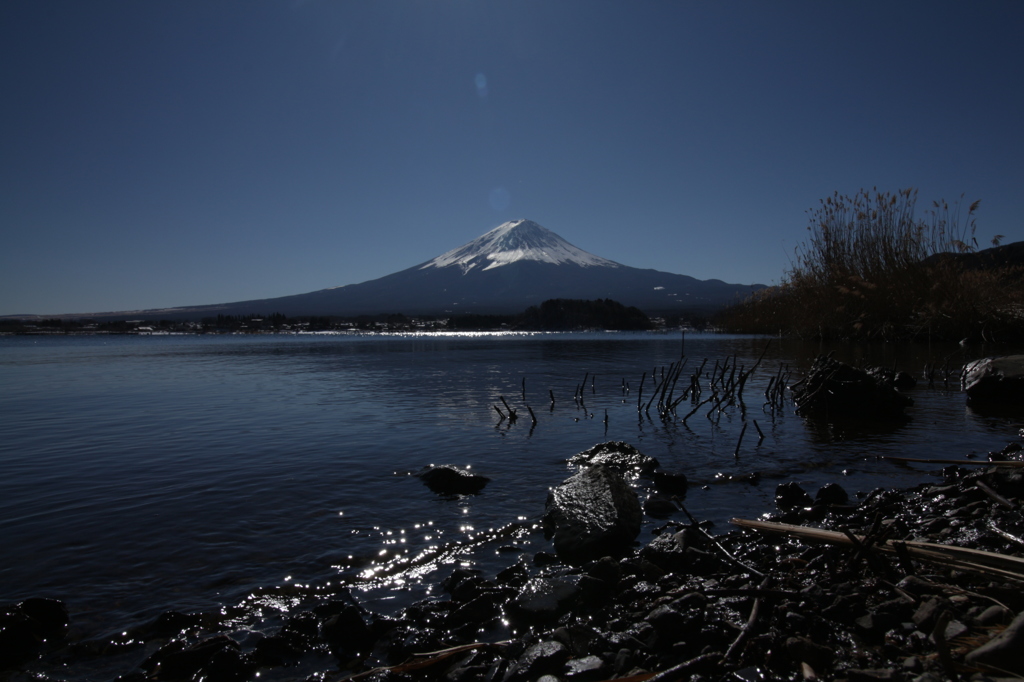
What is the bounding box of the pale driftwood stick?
[881,456,1024,467]
[975,479,1018,509]
[335,640,512,681]
[731,518,1024,582]
[725,576,771,661]
[988,521,1024,549]
[646,652,723,682]
[681,504,765,578]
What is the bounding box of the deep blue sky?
[2,1,1022,316]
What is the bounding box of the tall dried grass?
[720,189,1024,341]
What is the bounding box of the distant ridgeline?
[448,298,653,331]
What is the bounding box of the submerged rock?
[567,441,660,475]
[963,355,1024,406]
[543,464,642,563]
[416,465,490,495]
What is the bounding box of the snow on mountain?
[420,219,621,274]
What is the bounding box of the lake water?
[1,332,1021,645]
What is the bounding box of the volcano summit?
[49,220,763,320]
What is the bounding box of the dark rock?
[963,355,1024,406]
[0,612,38,669]
[565,654,606,680]
[417,465,490,495]
[646,604,686,639]
[652,470,688,495]
[643,493,678,518]
[148,610,204,638]
[975,604,1013,626]
[911,596,951,631]
[442,568,483,600]
[980,466,1024,499]
[568,441,660,475]
[543,464,642,563]
[507,577,581,624]
[895,576,942,599]
[504,640,569,681]
[639,530,687,573]
[249,632,306,667]
[446,591,506,629]
[16,599,68,643]
[794,355,913,420]
[143,635,252,682]
[496,560,530,587]
[584,556,622,587]
[0,598,69,670]
[815,482,850,506]
[868,366,917,391]
[533,551,560,566]
[776,482,814,511]
[964,609,1024,675]
[320,604,374,656]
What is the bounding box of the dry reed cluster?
[720,188,1024,341]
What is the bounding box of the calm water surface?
[1,332,1021,640]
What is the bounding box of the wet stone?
[543,464,642,563]
[964,609,1024,676]
[643,493,679,518]
[320,604,374,656]
[565,655,605,680]
[504,640,569,682]
[568,441,660,475]
[911,596,951,631]
[507,576,581,624]
[652,470,689,495]
[0,598,69,670]
[975,604,1013,626]
[776,482,814,511]
[417,465,490,495]
[963,355,1024,406]
[142,635,251,682]
[816,482,850,506]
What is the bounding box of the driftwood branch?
[731,518,1024,583]
[881,456,1024,467]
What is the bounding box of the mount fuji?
[65,220,763,320]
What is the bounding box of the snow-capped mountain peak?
[420,219,621,274]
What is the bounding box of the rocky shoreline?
[4,432,1024,682]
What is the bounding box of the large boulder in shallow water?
[963,355,1024,407]
[543,464,642,563]
[793,355,912,421]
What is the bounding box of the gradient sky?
[2,1,1022,316]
